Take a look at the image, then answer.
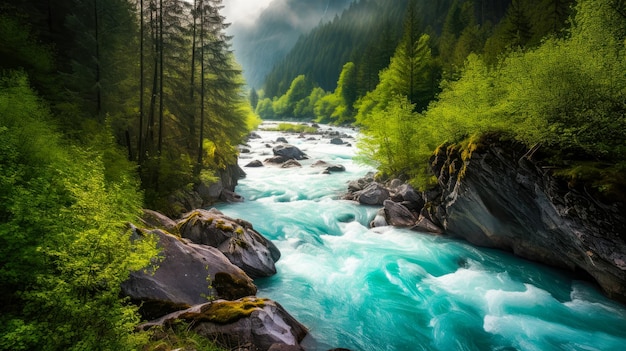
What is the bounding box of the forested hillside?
[0,0,257,349]
[261,0,520,98]
[229,0,353,89]
[256,0,576,122]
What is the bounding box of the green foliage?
[356,94,435,182]
[249,88,259,110]
[357,0,626,198]
[0,15,53,73]
[143,321,226,351]
[255,97,275,119]
[267,123,318,134]
[0,72,158,351]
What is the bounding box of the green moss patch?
[181,297,268,325]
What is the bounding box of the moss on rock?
[181,297,268,325]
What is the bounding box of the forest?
[255,0,625,201]
[1,0,625,349]
[0,0,258,349]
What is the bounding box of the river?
[216,122,626,351]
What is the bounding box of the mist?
[226,0,354,89]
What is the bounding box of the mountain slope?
[229,0,353,88]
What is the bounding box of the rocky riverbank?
[123,208,307,350]
[345,135,626,303]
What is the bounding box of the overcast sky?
[222,0,274,26]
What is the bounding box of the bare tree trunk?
[158,0,164,156]
[189,0,198,153]
[197,0,205,167]
[190,0,197,100]
[147,3,158,155]
[138,0,145,163]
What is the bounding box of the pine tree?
[504,0,533,47]
[383,0,435,110]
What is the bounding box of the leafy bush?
[0,72,158,351]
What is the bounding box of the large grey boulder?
[383,200,417,227]
[273,144,307,160]
[122,228,257,319]
[355,182,390,206]
[140,209,177,233]
[139,297,308,351]
[178,208,281,278]
[330,137,345,145]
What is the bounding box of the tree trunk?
[138,0,145,163]
[147,3,158,155]
[158,0,164,156]
[198,0,205,167]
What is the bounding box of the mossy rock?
[181,297,268,325]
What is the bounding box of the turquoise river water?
[216,123,626,351]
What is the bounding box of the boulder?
[220,189,244,203]
[313,161,345,173]
[330,138,344,145]
[248,132,262,139]
[383,200,417,227]
[245,160,264,168]
[388,179,403,190]
[325,164,346,173]
[281,159,302,168]
[355,182,390,206]
[395,183,425,211]
[276,137,289,143]
[265,155,290,164]
[122,228,256,319]
[273,144,307,160]
[140,297,308,351]
[166,163,243,217]
[370,208,388,228]
[178,209,281,278]
[140,209,177,233]
[414,215,444,234]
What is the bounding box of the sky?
[222,0,274,26]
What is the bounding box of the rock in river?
[122,227,257,319]
[139,297,308,351]
[178,208,281,278]
[273,144,307,160]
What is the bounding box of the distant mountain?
[228,0,354,89]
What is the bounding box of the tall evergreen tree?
[249,87,259,110]
[503,0,533,47]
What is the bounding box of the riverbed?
[216,122,626,351]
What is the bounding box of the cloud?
[222,0,274,26]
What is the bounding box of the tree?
[255,97,275,119]
[249,88,259,110]
[335,62,358,121]
[384,0,436,111]
[503,0,533,47]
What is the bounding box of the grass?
[142,321,227,351]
